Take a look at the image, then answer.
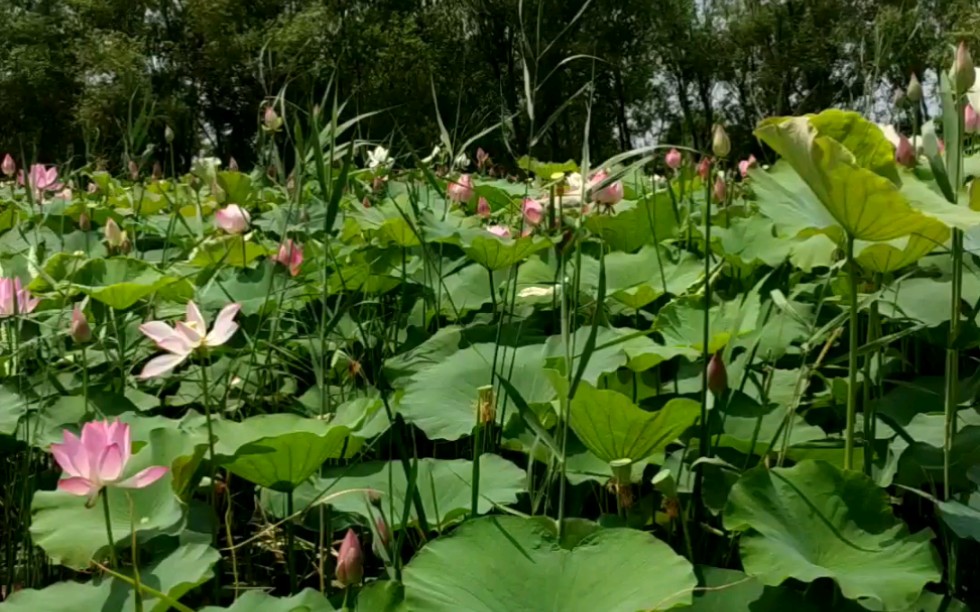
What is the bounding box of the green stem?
[102,489,118,568]
[945,229,963,498]
[130,494,144,612]
[81,344,92,417]
[287,489,297,593]
[845,235,858,471]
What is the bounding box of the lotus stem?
[102,488,117,568]
[844,235,858,471]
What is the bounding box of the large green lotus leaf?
[354,580,405,612]
[0,581,112,611]
[199,588,336,611]
[402,515,696,611]
[67,257,193,309]
[748,164,837,240]
[569,381,699,463]
[584,193,678,252]
[879,277,961,327]
[188,235,269,268]
[399,343,553,441]
[31,466,184,569]
[462,232,551,270]
[438,262,492,317]
[216,170,253,206]
[714,217,794,269]
[754,117,936,242]
[0,385,29,439]
[689,566,818,612]
[854,222,947,273]
[723,461,942,610]
[900,173,980,230]
[199,261,307,316]
[808,110,900,182]
[213,414,359,492]
[936,495,980,542]
[602,247,702,309]
[655,294,760,354]
[269,455,525,530]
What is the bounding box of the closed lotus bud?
[477,196,491,219]
[712,173,726,203]
[229,157,239,172]
[907,73,923,103]
[104,218,124,248]
[711,124,731,158]
[263,106,281,131]
[665,147,682,170]
[951,42,976,95]
[79,212,91,231]
[895,134,916,167]
[375,517,391,551]
[152,161,163,180]
[164,125,175,144]
[707,351,728,396]
[128,160,139,181]
[335,529,363,587]
[2,154,15,177]
[697,157,711,181]
[70,305,92,344]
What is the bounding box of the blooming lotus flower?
[215,204,250,234]
[895,135,916,167]
[522,198,544,226]
[19,164,62,200]
[697,157,711,181]
[70,305,92,343]
[665,148,682,170]
[103,218,129,252]
[738,155,757,178]
[138,302,241,379]
[591,170,624,206]
[1,154,15,177]
[447,174,474,203]
[367,146,391,170]
[336,529,364,586]
[477,196,491,219]
[487,224,511,238]
[50,420,169,506]
[274,239,304,277]
[0,277,39,318]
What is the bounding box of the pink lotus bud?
[229,157,239,172]
[128,161,139,181]
[738,155,757,178]
[951,42,976,95]
[476,147,490,170]
[966,104,980,134]
[591,170,623,206]
[78,212,91,231]
[336,529,363,587]
[70,305,92,343]
[362,196,371,208]
[477,196,491,219]
[375,517,391,550]
[697,157,711,181]
[274,239,303,277]
[487,224,511,238]
[263,105,281,131]
[522,198,544,226]
[895,135,916,167]
[712,174,726,203]
[711,124,731,158]
[665,148,682,170]
[707,351,728,396]
[1,154,15,177]
[447,174,474,203]
[215,204,251,234]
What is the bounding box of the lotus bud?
[711,124,731,158]
[476,147,490,170]
[152,161,163,181]
[70,305,92,344]
[263,105,281,131]
[697,157,711,181]
[447,174,474,203]
[907,73,923,103]
[87,182,98,194]
[1,154,15,177]
[229,157,239,172]
[712,173,726,203]
[335,529,363,587]
[951,42,976,95]
[128,160,139,181]
[665,147,682,170]
[707,351,728,396]
[375,516,391,551]
[738,155,757,178]
[104,218,124,249]
[522,198,544,226]
[967,104,980,134]
[488,224,511,238]
[477,196,491,219]
[78,212,91,231]
[477,385,495,426]
[895,134,916,167]
[164,125,175,144]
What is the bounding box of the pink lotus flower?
[19,164,62,200]
[336,528,364,586]
[138,301,241,379]
[50,420,169,506]
[1,154,15,177]
[0,277,39,318]
[697,157,711,181]
[274,239,304,277]
[487,224,511,238]
[713,174,727,203]
[70,305,92,343]
[591,170,623,206]
[477,196,491,219]
[665,148,682,170]
[895,135,916,167]
[522,198,544,226]
[738,155,757,178]
[447,174,474,203]
[215,204,251,234]
[967,104,980,134]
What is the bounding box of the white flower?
[422,146,441,164]
[454,152,470,169]
[518,285,557,298]
[367,146,392,170]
